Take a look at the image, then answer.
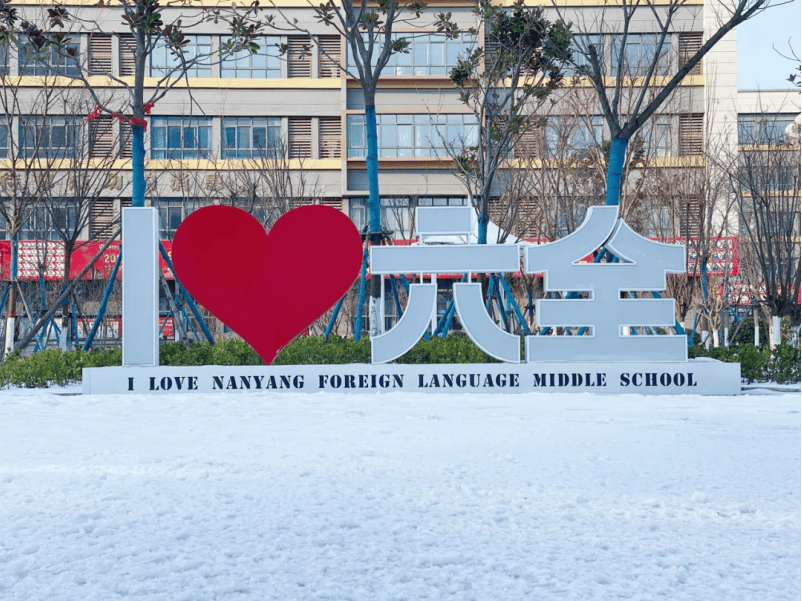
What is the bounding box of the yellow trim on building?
[737,144,802,152]
[11,75,342,90]
[0,158,342,170]
[145,158,342,170]
[347,156,706,169]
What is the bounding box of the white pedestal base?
[84,359,740,396]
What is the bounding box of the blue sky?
[737,0,801,89]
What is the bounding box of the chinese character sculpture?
[370,205,687,364]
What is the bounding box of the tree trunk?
[4,285,15,356]
[131,125,146,208]
[4,233,18,357]
[753,307,760,346]
[605,138,627,206]
[60,250,73,351]
[364,103,382,338]
[770,314,780,349]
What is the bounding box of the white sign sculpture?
[85,204,742,396]
[370,206,686,365]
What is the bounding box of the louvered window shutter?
[289,118,312,158]
[288,36,312,78]
[679,114,703,156]
[515,128,539,159]
[90,116,115,159]
[88,34,113,74]
[90,199,116,239]
[319,117,342,158]
[680,197,702,238]
[119,34,136,77]
[678,33,703,76]
[119,122,132,159]
[318,36,341,78]
[317,198,342,210]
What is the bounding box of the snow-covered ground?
[0,386,799,601]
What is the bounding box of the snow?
[0,386,799,600]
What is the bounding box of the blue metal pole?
[493,275,510,332]
[158,243,214,344]
[0,284,9,317]
[158,309,172,336]
[71,298,79,347]
[527,287,534,320]
[324,294,346,340]
[82,246,122,351]
[389,274,402,324]
[353,245,369,342]
[398,274,411,293]
[434,299,454,337]
[497,275,530,335]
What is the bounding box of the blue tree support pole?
[83,246,123,351]
[131,125,146,207]
[324,294,347,340]
[606,138,627,206]
[158,243,214,344]
[353,245,369,342]
[0,284,9,321]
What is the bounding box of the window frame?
[151,116,213,160]
[220,35,281,78]
[347,113,477,158]
[221,117,282,159]
[150,35,213,78]
[19,115,83,159]
[18,34,80,76]
[155,198,209,239]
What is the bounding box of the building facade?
[0,0,798,341]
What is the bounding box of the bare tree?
[555,0,780,207]
[268,0,459,337]
[447,0,570,245]
[728,117,800,346]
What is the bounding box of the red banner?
[0,236,739,281]
[0,240,176,281]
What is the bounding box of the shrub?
[0,336,798,387]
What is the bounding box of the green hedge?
[0,336,798,388]
[689,343,800,384]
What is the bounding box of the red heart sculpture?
[171,205,363,364]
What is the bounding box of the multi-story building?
[0,0,797,341]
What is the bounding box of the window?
[151,36,212,78]
[612,34,671,76]
[347,114,477,158]
[566,34,601,77]
[0,44,8,76]
[156,198,208,239]
[644,115,671,157]
[222,117,281,159]
[738,113,798,145]
[348,33,476,76]
[645,204,673,237]
[544,116,604,157]
[0,119,8,159]
[20,116,82,159]
[19,202,79,240]
[19,34,80,76]
[151,117,212,159]
[417,197,468,206]
[221,35,280,78]
[349,196,467,236]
